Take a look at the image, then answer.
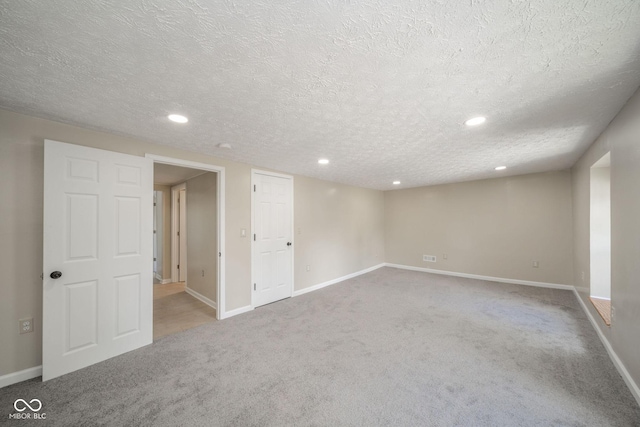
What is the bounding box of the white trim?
[154,272,162,281]
[293,263,385,297]
[384,263,573,290]
[146,154,226,321]
[251,169,295,309]
[153,273,171,284]
[171,182,186,283]
[383,263,640,406]
[185,286,217,310]
[0,366,42,389]
[221,305,253,319]
[573,288,640,406]
[252,169,294,180]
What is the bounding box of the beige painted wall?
[294,175,385,291]
[0,108,385,377]
[385,171,574,285]
[572,87,640,388]
[186,173,218,303]
[153,184,172,281]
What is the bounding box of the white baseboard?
[572,288,640,406]
[0,366,41,389]
[384,263,639,406]
[185,287,217,310]
[384,263,573,290]
[153,273,172,285]
[293,263,385,297]
[221,305,253,319]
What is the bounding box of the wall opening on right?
[589,152,611,326]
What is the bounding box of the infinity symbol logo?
[14,399,42,412]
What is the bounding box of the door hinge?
[153,230,156,234]
[254,283,256,291]
[154,202,157,206]
[253,234,256,241]
[154,257,157,261]
[177,264,180,269]
[253,184,256,192]
[177,231,180,236]
[219,252,221,257]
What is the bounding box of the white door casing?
[148,154,225,320]
[179,189,187,282]
[43,140,153,381]
[171,182,186,283]
[153,192,158,275]
[252,170,294,308]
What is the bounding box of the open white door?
[252,171,293,307]
[43,140,153,381]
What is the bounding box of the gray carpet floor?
[2,267,639,426]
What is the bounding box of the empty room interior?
[1,1,640,425]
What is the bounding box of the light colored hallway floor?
[590,296,612,326]
[153,282,216,340]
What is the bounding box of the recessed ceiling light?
[393,181,401,185]
[318,159,329,165]
[495,166,507,171]
[168,114,188,124]
[464,116,486,126]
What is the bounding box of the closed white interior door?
[179,189,187,282]
[252,171,293,307]
[43,140,153,381]
[154,191,163,279]
[153,192,158,275]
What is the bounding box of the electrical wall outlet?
[532,261,539,268]
[19,318,34,334]
[306,265,311,272]
[443,254,448,260]
[423,255,436,262]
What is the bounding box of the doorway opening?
[589,152,611,326]
[150,156,225,339]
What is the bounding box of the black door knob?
[50,271,62,279]
[287,242,292,246]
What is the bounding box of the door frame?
[250,169,294,309]
[170,182,186,283]
[146,154,226,320]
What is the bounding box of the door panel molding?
[43,140,153,380]
[251,169,294,308]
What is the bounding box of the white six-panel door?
[43,140,153,381]
[252,171,293,307]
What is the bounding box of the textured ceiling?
[1,1,640,190]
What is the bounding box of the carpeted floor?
[2,267,639,426]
